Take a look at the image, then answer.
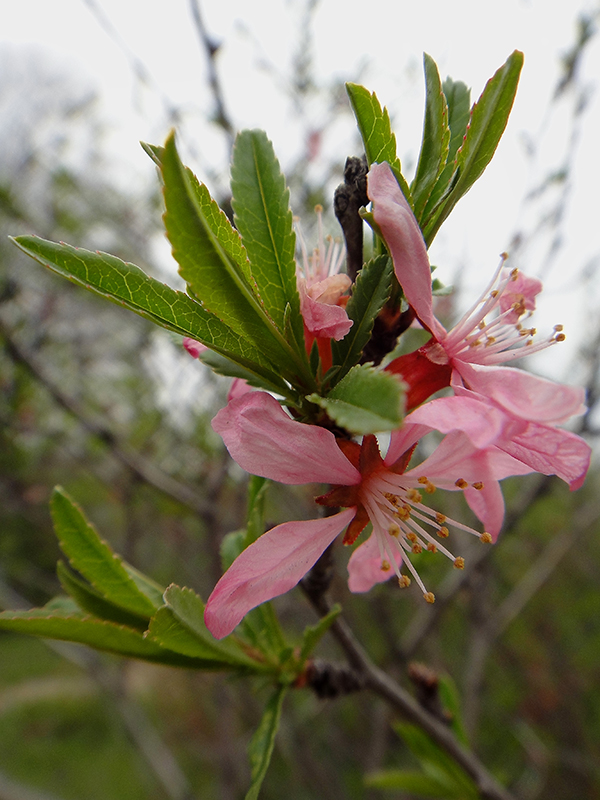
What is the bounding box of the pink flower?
[204,391,532,639]
[368,161,584,422]
[367,162,590,488]
[295,205,353,342]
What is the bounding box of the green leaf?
[50,487,157,618]
[299,603,341,664]
[365,769,459,796]
[245,685,288,800]
[394,722,480,797]
[10,235,280,383]
[422,50,524,244]
[245,475,269,546]
[199,349,291,397]
[308,364,404,435]
[346,83,413,205]
[0,607,211,667]
[442,77,472,167]
[411,54,451,220]
[330,255,394,383]
[160,133,311,386]
[161,584,263,668]
[56,561,150,630]
[231,130,304,346]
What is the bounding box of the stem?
[301,583,517,800]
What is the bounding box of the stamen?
[398,575,411,588]
[455,478,468,489]
[381,560,391,571]
[424,592,436,604]
[472,482,484,490]
[480,532,493,544]
[454,557,465,569]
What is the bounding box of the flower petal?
[204,509,356,638]
[455,362,586,423]
[212,392,361,485]
[367,162,445,339]
[300,286,353,339]
[347,532,403,592]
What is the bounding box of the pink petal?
[183,337,207,358]
[498,270,543,322]
[227,378,253,402]
[300,288,353,340]
[463,479,506,540]
[204,509,356,638]
[367,162,445,340]
[347,532,403,592]
[212,392,361,485]
[454,362,586,423]
[498,421,591,490]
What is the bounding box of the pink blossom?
[367,162,589,485]
[295,205,353,343]
[204,391,532,638]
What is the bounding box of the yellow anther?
[469,338,482,348]
[555,332,566,342]
[424,591,436,604]
[388,524,400,538]
[398,575,411,588]
[407,489,422,503]
[407,532,418,543]
[455,478,468,489]
[490,290,499,298]
[554,324,564,332]
[472,481,484,490]
[480,532,493,544]
[417,476,430,485]
[454,556,465,569]
[485,336,496,346]
[438,526,449,538]
[424,482,436,494]
[384,492,400,507]
[427,543,437,553]
[435,512,447,524]
[314,203,323,213]
[395,507,410,521]
[411,544,423,554]
[381,560,391,572]
[510,268,519,280]
[478,321,486,330]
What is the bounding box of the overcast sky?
[2,0,599,383]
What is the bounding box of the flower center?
[360,469,491,602]
[443,255,565,366]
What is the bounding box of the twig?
[300,580,517,800]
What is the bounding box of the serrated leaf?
[422,50,523,244]
[308,364,404,434]
[199,349,290,397]
[330,255,393,382]
[57,561,150,630]
[365,769,459,796]
[299,603,341,664]
[0,607,210,667]
[411,54,451,220]
[160,133,311,385]
[245,685,288,800]
[10,235,280,382]
[231,130,304,345]
[421,78,471,227]
[50,487,157,618]
[161,584,262,668]
[146,607,261,671]
[346,83,413,205]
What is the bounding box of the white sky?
[2,0,599,385]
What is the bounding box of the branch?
[300,580,517,800]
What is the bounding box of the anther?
[407,489,422,503]
[435,512,447,524]
[455,478,468,489]
[480,532,493,544]
[395,507,410,521]
[381,560,391,571]
[407,533,418,543]
[398,575,411,588]
[472,482,484,490]
[427,543,437,553]
[424,592,436,604]
[388,524,400,538]
[412,544,423,554]
[454,557,465,569]
[417,476,429,485]
[438,526,449,538]
[510,268,519,280]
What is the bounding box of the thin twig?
[300,582,517,800]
